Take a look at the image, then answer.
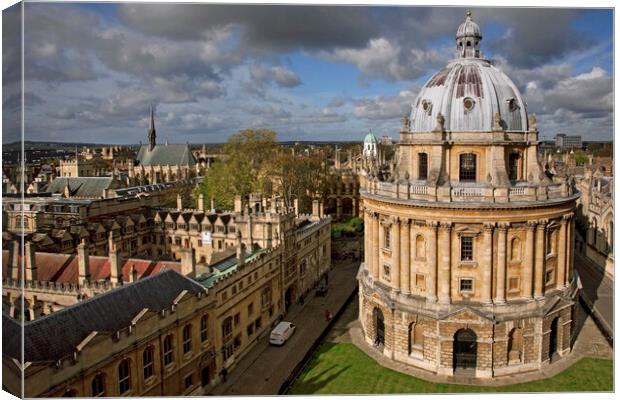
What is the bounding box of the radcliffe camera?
[1,2,614,398]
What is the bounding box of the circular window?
[422,100,429,111]
[463,97,475,111]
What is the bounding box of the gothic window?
[459,153,477,182]
[182,324,192,354]
[163,335,174,365]
[200,314,208,342]
[91,373,106,397]
[510,238,521,261]
[508,153,520,181]
[418,153,428,180]
[460,236,473,261]
[142,346,154,380]
[415,235,426,260]
[118,359,131,395]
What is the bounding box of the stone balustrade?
[362,176,572,204]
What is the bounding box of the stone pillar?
[400,219,411,294]
[364,210,371,274]
[495,223,509,304]
[482,223,494,304]
[534,220,547,299]
[568,215,575,284]
[392,218,401,292]
[372,213,380,280]
[427,221,438,302]
[557,216,568,289]
[523,221,536,300]
[438,222,452,304]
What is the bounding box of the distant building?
[555,134,582,149]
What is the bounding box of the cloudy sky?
[2,2,613,144]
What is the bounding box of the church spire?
[148,105,156,151]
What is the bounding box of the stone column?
[364,210,371,275]
[568,215,575,284]
[438,222,452,304]
[427,221,438,302]
[495,223,509,304]
[392,218,401,292]
[523,221,537,300]
[372,213,380,280]
[534,220,548,299]
[400,219,411,294]
[482,223,494,304]
[557,216,568,289]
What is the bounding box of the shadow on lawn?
[291,364,351,394]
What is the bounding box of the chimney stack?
[312,199,320,219]
[109,232,122,285]
[198,193,205,211]
[181,248,196,278]
[78,238,90,285]
[236,231,245,268]
[24,241,37,281]
[177,193,183,210]
[129,265,138,283]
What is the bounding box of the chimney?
[181,248,196,278]
[293,198,299,216]
[9,241,20,280]
[234,195,243,213]
[109,232,122,285]
[24,241,36,281]
[312,199,320,218]
[319,201,324,218]
[335,147,341,169]
[177,193,183,210]
[210,196,215,212]
[198,193,205,211]
[236,231,245,268]
[78,238,90,285]
[129,265,138,283]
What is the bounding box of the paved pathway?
[209,260,360,395]
[325,295,612,387]
[574,249,614,339]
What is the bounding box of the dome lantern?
[456,10,482,59]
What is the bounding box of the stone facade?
[358,12,578,379]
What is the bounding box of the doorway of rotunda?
[549,317,559,361]
[453,328,477,374]
[373,308,385,347]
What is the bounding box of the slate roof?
[46,177,116,198]
[3,269,206,363]
[135,144,196,167]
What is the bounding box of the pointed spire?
[148,105,156,151]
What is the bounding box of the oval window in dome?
[422,100,432,115]
[463,97,475,112]
[508,98,518,112]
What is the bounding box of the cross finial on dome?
[466,9,472,18]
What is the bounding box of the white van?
[269,321,296,345]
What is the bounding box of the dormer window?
[507,98,519,112]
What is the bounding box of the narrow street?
[574,250,614,339]
[209,260,360,395]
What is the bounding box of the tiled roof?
[136,144,196,167]
[1,250,183,283]
[3,270,206,363]
[46,177,116,198]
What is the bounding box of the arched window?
[118,359,131,395]
[200,314,209,342]
[182,324,192,354]
[466,41,471,47]
[142,346,154,380]
[383,226,391,249]
[415,235,426,260]
[510,238,521,261]
[163,335,174,365]
[91,373,106,397]
[507,327,523,363]
[508,153,520,181]
[459,153,477,182]
[418,153,428,180]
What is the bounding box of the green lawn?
[289,343,613,394]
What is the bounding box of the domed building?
[358,12,578,378]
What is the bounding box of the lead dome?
[409,12,528,133]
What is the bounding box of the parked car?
[269,321,296,345]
